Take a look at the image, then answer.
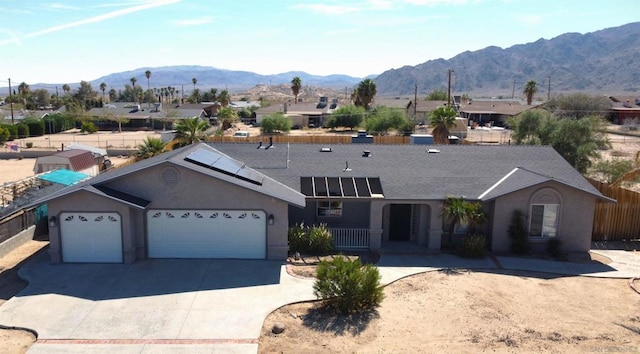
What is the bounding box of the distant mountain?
[86,66,364,93]
[374,22,640,97]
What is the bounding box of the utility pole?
[547,76,551,101]
[512,80,516,99]
[414,83,418,121]
[7,78,14,124]
[447,69,454,107]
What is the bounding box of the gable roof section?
[53,150,96,171]
[208,143,607,202]
[30,143,305,208]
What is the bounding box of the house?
[457,99,532,127]
[34,149,99,177]
[255,100,336,128]
[608,96,640,125]
[36,142,611,264]
[87,103,208,130]
[63,142,110,170]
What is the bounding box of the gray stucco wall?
[490,182,596,253]
[49,162,292,262]
[289,200,370,229]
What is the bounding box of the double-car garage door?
[59,210,266,263]
[147,209,266,259]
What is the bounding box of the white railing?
[330,228,370,249]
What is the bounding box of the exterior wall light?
[268,214,275,225]
[49,216,57,228]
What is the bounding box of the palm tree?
[135,137,167,160]
[173,117,210,145]
[99,82,107,102]
[443,196,468,248]
[429,106,457,144]
[465,202,486,236]
[192,77,197,92]
[62,84,70,95]
[217,106,238,130]
[355,78,377,110]
[291,76,302,103]
[18,82,30,105]
[145,70,152,107]
[130,77,137,91]
[523,80,537,105]
[218,89,230,107]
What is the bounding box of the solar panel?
[184,148,263,186]
[300,176,383,198]
[300,177,314,196]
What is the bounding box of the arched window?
[528,188,562,238]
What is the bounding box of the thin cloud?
[402,0,477,5]
[173,17,214,27]
[47,3,81,10]
[292,4,361,15]
[0,0,181,46]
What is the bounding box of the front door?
[389,204,411,241]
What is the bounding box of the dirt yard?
[260,266,640,353]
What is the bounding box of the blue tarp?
[38,169,89,186]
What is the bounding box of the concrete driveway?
[0,252,316,353]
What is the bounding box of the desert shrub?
[16,123,29,139]
[0,124,17,140]
[508,210,530,255]
[25,142,33,148]
[460,233,486,258]
[313,256,384,314]
[24,118,45,136]
[288,223,334,255]
[81,121,98,134]
[0,126,10,144]
[547,239,565,259]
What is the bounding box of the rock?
[272,322,285,334]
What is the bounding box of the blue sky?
[1,0,638,86]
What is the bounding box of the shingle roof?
[53,150,96,171]
[208,143,608,201]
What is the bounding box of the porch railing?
[330,228,370,249]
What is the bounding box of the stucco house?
[34,149,100,177]
[36,142,611,264]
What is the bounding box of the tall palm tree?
[443,196,468,248]
[291,76,302,103]
[218,89,230,107]
[99,82,107,102]
[18,82,30,105]
[192,77,197,92]
[173,117,210,145]
[523,80,537,105]
[217,106,238,130]
[130,77,137,89]
[135,137,167,160]
[429,106,457,144]
[145,70,152,107]
[355,78,376,110]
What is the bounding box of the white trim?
[477,167,519,200]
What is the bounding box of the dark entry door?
[389,204,411,241]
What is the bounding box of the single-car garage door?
[147,210,266,259]
[60,212,123,263]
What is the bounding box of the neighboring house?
[87,103,208,130]
[608,96,640,125]
[63,143,109,170]
[33,149,99,177]
[458,99,532,127]
[255,100,336,128]
[34,142,611,264]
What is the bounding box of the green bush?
[24,118,45,136]
[1,124,18,140]
[288,223,334,255]
[0,126,10,144]
[261,112,291,133]
[313,256,384,314]
[81,121,98,134]
[508,210,530,255]
[25,142,33,148]
[16,124,29,139]
[460,233,486,258]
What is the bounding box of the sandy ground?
[8,129,161,151]
[260,267,640,353]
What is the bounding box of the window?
[318,201,342,217]
[529,204,559,238]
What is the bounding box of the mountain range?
[11,21,640,98]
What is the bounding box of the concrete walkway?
[1,249,638,354]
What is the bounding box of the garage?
[60,212,123,263]
[147,209,266,259]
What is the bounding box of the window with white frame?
[317,201,342,217]
[529,204,559,238]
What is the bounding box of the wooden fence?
[589,178,640,241]
[208,135,412,145]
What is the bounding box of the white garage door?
[60,212,123,263]
[147,210,266,259]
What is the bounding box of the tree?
[545,93,612,119]
[187,89,201,104]
[429,106,457,144]
[218,89,231,107]
[202,88,218,102]
[325,105,365,130]
[99,82,107,102]
[108,88,117,102]
[18,82,30,104]
[130,77,137,91]
[354,79,377,110]
[442,196,468,248]
[145,70,152,107]
[34,89,50,108]
[523,80,537,105]
[509,109,550,144]
[192,77,197,92]
[291,76,302,103]
[426,89,447,101]
[173,117,210,145]
[365,106,411,135]
[590,159,634,184]
[135,137,167,160]
[62,84,70,95]
[217,106,238,130]
[261,112,291,134]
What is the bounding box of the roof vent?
[427,149,440,154]
[320,147,332,152]
[362,150,371,157]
